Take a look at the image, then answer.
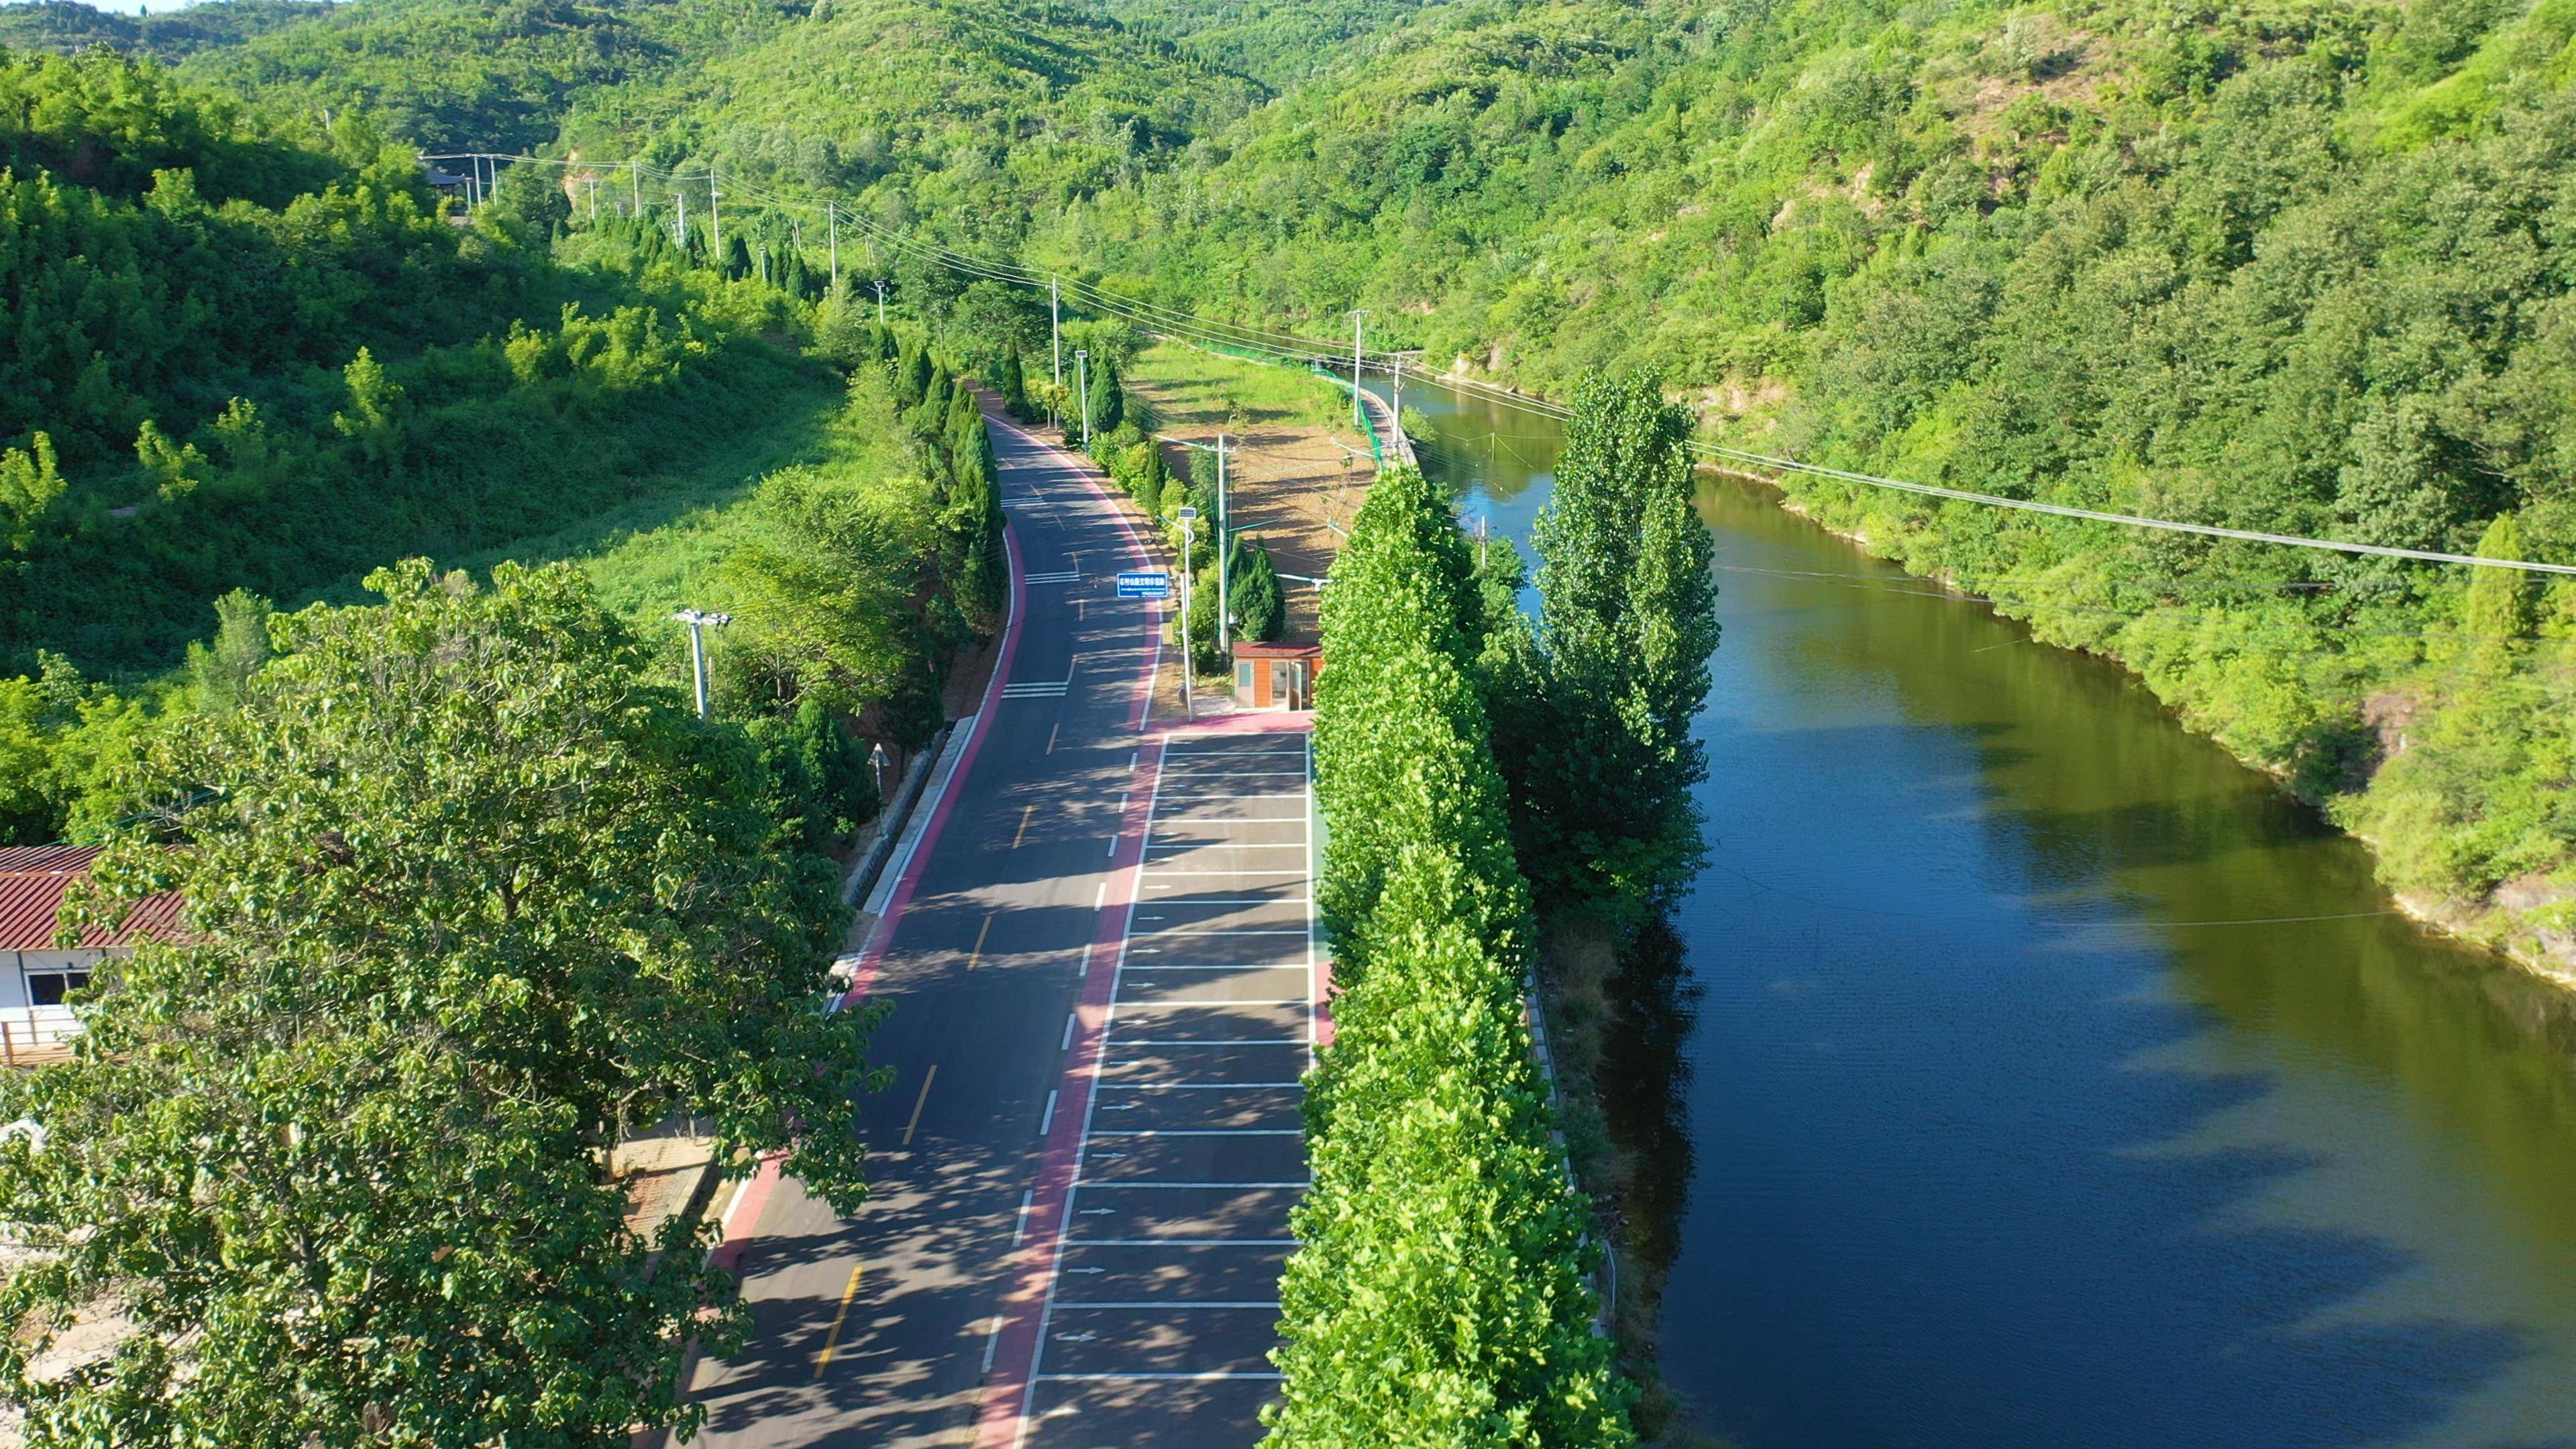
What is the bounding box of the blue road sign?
[1117,570,1171,600]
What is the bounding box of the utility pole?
[674,187,687,248]
[1075,350,1091,449]
[1177,508,1198,721]
[584,177,596,223]
[827,202,839,290]
[871,278,888,326]
[629,160,639,217]
[707,172,721,263]
[1393,354,1403,418]
[1051,276,1063,386]
[1350,309,1367,427]
[671,609,731,718]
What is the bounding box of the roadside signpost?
[1117,570,1171,600]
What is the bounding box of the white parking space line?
[1020,730,1317,1446]
[1037,1372,1288,1383]
[1071,1175,1308,1185]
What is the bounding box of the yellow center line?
[812,1263,864,1376]
[1013,804,1035,849]
[902,1064,938,1146]
[966,912,994,969]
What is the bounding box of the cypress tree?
[1000,350,1029,420]
[2466,512,2538,653]
[894,337,930,410]
[1231,533,1283,642]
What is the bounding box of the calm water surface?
[1386,377,2576,1449]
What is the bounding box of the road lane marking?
[1085,1129,1303,1137]
[1061,1012,1077,1051]
[902,1065,939,1146]
[1040,1089,1059,1136]
[1062,1238,1301,1248]
[1097,1082,1303,1089]
[968,912,995,969]
[1041,1301,1282,1310]
[1014,804,1035,849]
[1046,722,1059,755]
[1071,1175,1308,1185]
[1013,1188,1034,1248]
[812,1263,864,1376]
[1036,1371,1286,1383]
[982,1316,1006,1375]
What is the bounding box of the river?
[1381,375,2576,1449]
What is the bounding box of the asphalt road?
[679,408,1316,1449]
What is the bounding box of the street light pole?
[872,278,888,327]
[1350,309,1366,427]
[1075,350,1091,449]
[1176,508,1197,721]
[1051,276,1063,386]
[1157,431,1238,651]
[672,609,731,718]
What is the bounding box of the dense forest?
[5,0,2573,1439]
[363,0,2569,973]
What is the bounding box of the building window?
[1235,661,1255,690]
[28,972,89,1007]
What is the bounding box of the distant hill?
[1097,0,1446,88]
[0,0,333,60]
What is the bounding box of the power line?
[447,148,2576,577]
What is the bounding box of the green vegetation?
[0,559,875,1447]
[1500,373,1721,930]
[0,1,329,62]
[987,0,2576,961]
[1293,460,1629,1444]
[0,42,1022,860]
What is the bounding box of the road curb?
[839,722,952,908]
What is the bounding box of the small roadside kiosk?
[1231,641,1321,711]
[0,846,178,1064]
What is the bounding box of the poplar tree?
[1509,372,1719,926]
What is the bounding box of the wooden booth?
[1231,641,1321,711]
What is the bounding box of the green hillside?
[0,0,329,60]
[1001,0,2576,963]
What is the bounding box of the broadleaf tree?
[0,558,880,1448]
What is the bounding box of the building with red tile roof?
[0,845,179,1063]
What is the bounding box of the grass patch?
[1123,339,1349,433]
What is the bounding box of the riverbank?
[1733,470,2576,998]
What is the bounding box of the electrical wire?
[447,148,2576,577]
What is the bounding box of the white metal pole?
[708,172,720,262]
[687,621,708,718]
[1351,309,1366,426]
[828,203,839,290]
[1180,520,1195,721]
[629,160,639,216]
[873,279,887,326]
[1076,351,1091,449]
[1051,277,1063,386]
[675,189,686,248]
[1216,433,1230,653]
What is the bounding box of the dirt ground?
[1121,347,1376,643]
